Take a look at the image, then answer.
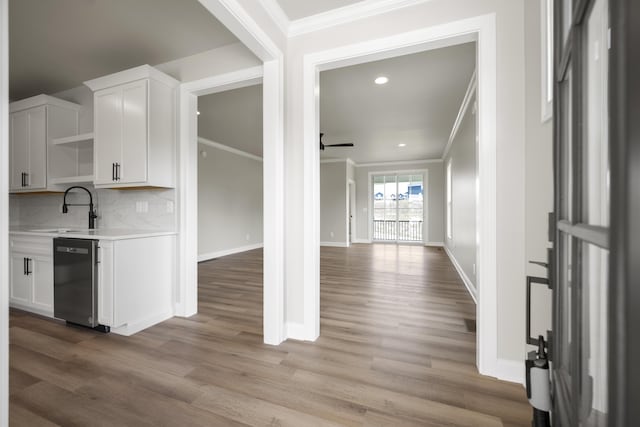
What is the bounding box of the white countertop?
[10,226,177,240]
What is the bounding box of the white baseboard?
[198,243,264,262]
[444,246,478,304]
[494,358,525,385]
[424,241,444,247]
[352,238,371,244]
[286,322,310,341]
[111,309,174,337]
[10,302,53,319]
[320,241,349,247]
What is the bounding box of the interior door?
[552,0,610,425]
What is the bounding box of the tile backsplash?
[10,188,176,230]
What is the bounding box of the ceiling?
[198,85,263,157]
[275,0,365,20]
[319,42,476,163]
[9,0,239,100]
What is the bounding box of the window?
[541,0,554,121]
[446,160,452,239]
[371,172,424,242]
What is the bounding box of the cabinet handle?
[116,163,121,181]
[26,258,32,275]
[23,257,27,275]
[24,173,29,187]
[21,172,25,187]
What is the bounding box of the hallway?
[9,245,530,426]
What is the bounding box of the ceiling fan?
[320,133,354,151]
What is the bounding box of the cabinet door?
[10,253,32,305]
[26,106,47,189]
[9,111,29,191]
[121,80,148,184]
[32,256,53,313]
[94,87,123,185]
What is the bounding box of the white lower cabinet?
[9,236,54,317]
[98,235,175,336]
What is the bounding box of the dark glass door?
[552,0,610,425]
[552,0,640,425]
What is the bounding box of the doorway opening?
[196,83,264,330]
[304,15,499,378]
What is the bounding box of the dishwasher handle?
[56,246,89,255]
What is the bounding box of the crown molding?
[443,68,477,160]
[198,137,263,162]
[260,0,290,37]
[288,0,434,37]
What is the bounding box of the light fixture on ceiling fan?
[319,133,354,151]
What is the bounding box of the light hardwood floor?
[9,244,531,426]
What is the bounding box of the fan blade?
[326,143,354,147]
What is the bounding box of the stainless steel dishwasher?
[53,238,109,332]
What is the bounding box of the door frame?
[347,179,356,245]
[176,0,286,346]
[609,0,640,423]
[301,14,500,378]
[367,169,428,244]
[0,0,8,424]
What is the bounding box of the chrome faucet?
[62,186,98,229]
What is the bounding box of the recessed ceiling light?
[197,111,201,115]
[398,143,406,147]
[374,76,389,85]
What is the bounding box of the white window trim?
[541,0,554,122]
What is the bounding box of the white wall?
[197,142,263,259]
[284,0,527,364]
[354,161,444,244]
[320,161,347,245]
[524,0,553,340]
[444,94,477,293]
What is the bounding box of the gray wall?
[197,143,263,258]
[320,162,347,245]
[198,84,263,157]
[354,161,444,243]
[524,0,553,341]
[444,95,477,291]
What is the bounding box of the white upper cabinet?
[9,96,81,192]
[85,65,179,189]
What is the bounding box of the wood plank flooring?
[9,244,531,426]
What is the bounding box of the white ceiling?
[275,0,365,20]
[198,85,263,157]
[319,42,476,163]
[9,0,239,100]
